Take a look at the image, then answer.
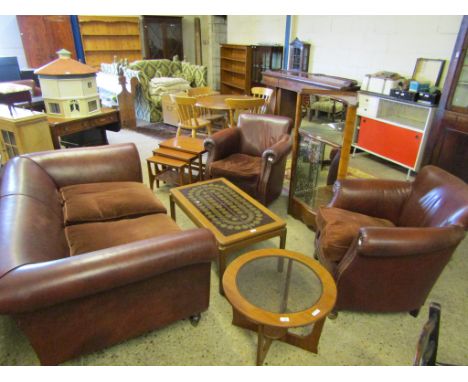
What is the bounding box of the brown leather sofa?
[0,143,218,365]
[204,114,292,205]
[315,165,468,315]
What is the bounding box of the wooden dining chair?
[171,94,212,138]
[225,97,265,127]
[187,86,225,129]
[251,87,274,114]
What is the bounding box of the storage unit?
[78,16,143,68]
[141,16,183,60]
[220,44,283,94]
[161,92,184,126]
[353,91,436,176]
[0,106,54,165]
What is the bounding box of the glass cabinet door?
[450,50,468,110]
[1,129,20,162]
[292,114,343,214]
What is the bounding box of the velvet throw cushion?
[316,206,395,262]
[61,182,167,226]
[65,213,181,256]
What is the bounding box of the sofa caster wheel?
[190,314,201,327]
[409,308,420,318]
[328,311,338,320]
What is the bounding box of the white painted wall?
[227,15,286,45]
[0,15,27,68]
[227,15,462,86]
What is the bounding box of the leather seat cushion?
[316,206,395,262]
[65,213,181,256]
[210,153,262,179]
[61,182,167,226]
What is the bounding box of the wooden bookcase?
[220,44,252,94]
[220,44,283,94]
[78,16,143,68]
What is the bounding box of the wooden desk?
[47,108,120,149]
[262,70,359,122]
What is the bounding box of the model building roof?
[35,49,97,76]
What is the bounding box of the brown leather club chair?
[204,113,292,205]
[315,165,468,315]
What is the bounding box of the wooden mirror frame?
[287,89,358,229]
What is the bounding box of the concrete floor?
[0,127,466,366]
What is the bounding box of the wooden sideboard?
[47,107,120,149]
[262,70,359,122]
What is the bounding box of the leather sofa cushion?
[316,206,394,262]
[210,153,262,179]
[65,213,181,256]
[61,182,166,226]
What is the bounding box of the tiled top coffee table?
[222,248,337,365]
[169,178,287,294]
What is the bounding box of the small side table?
[222,248,337,365]
[0,83,32,115]
[159,136,206,180]
[146,155,192,190]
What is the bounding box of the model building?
[35,49,100,118]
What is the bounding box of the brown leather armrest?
[330,178,412,224]
[24,143,143,188]
[357,225,466,257]
[0,228,218,313]
[262,135,292,164]
[204,128,241,163]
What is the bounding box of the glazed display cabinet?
[288,90,358,229]
[424,16,468,182]
[142,16,183,60]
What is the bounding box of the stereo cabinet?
[353,91,437,177]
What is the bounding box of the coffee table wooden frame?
[169,178,287,294]
[222,248,337,365]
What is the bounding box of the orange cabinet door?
[357,117,422,168]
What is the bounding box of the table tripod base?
[232,308,326,365]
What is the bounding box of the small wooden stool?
[146,155,192,190]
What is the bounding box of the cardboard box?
[161,92,185,126]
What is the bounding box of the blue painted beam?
[70,16,85,63]
[283,15,292,69]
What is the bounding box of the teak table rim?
[222,248,337,328]
[169,178,286,247]
[195,94,256,111]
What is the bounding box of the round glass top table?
[222,248,337,365]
